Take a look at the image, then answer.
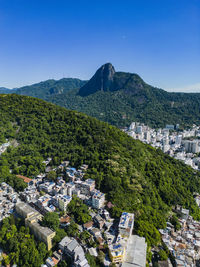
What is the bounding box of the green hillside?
[1,94,200,247]
[48,87,200,128]
[49,64,200,128]
[15,78,87,100]
[9,63,200,128]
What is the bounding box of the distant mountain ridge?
[49,63,200,128]
[0,87,15,94]
[2,63,200,128]
[14,78,87,100]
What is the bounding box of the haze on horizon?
[0,0,199,93]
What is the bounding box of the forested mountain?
[4,63,200,128]
[15,78,87,100]
[50,63,200,128]
[0,87,14,94]
[3,78,87,100]
[1,94,200,247]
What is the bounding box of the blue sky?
[0,0,199,92]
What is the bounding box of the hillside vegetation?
[48,87,200,128]
[0,87,14,94]
[5,63,200,128]
[0,94,200,246]
[51,64,200,128]
[16,78,86,100]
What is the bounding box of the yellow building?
[109,243,126,263]
[16,202,55,250]
[15,201,39,219]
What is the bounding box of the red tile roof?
[60,215,70,223]
[52,257,59,265]
[16,175,32,183]
[83,221,93,229]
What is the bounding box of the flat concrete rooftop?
[122,235,147,267]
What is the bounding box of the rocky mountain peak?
[78,63,115,96]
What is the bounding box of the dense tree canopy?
[67,196,91,224]
[0,94,200,246]
[6,65,200,128]
[15,78,86,100]
[0,216,48,267]
[46,170,57,181]
[41,212,60,231]
[37,68,200,128]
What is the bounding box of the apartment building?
[15,202,55,250]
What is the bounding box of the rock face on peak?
[78,63,146,97]
[2,63,200,128]
[78,63,116,96]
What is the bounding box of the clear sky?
[0,0,199,92]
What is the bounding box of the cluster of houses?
[125,122,200,170]
[109,212,147,267]
[0,182,19,221]
[2,143,200,266]
[57,211,147,267]
[18,160,105,216]
[160,206,200,266]
[2,120,200,267]
[0,158,149,267]
[59,236,90,267]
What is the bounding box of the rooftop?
[60,195,72,201]
[84,179,95,185]
[16,202,39,217]
[92,190,105,199]
[60,215,70,223]
[109,243,125,257]
[16,175,32,184]
[122,235,147,267]
[31,221,55,237]
[119,212,134,230]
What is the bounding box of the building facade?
[16,202,55,250]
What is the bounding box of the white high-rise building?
[58,195,72,211]
[144,131,150,142]
[162,137,169,146]
[184,140,199,154]
[91,190,105,209]
[175,135,182,145]
[118,212,134,238]
[162,145,170,153]
[129,122,135,130]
